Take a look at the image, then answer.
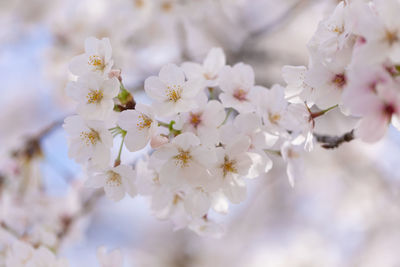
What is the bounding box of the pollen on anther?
[106,171,122,187]
[174,149,192,168]
[136,114,153,130]
[80,130,100,146]
[86,89,104,104]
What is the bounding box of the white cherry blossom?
[86,164,137,202]
[182,47,226,88]
[66,73,120,120]
[69,37,113,77]
[118,103,158,152]
[63,116,113,167]
[144,63,202,116]
[218,63,261,113]
[152,132,216,190]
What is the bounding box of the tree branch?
[314,130,355,149]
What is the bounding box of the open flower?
[66,73,120,120]
[63,115,113,167]
[211,136,253,204]
[218,63,261,113]
[69,37,113,77]
[86,164,137,202]
[118,103,158,152]
[176,94,225,147]
[152,132,216,189]
[144,64,202,116]
[182,47,226,88]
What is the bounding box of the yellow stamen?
[221,156,237,177]
[106,171,122,186]
[189,112,202,128]
[80,129,100,146]
[233,89,247,101]
[174,149,192,168]
[136,114,153,130]
[166,85,182,102]
[88,55,105,71]
[86,89,103,104]
[268,113,281,124]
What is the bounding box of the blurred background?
[2,0,400,266]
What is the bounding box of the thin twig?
[314,130,355,149]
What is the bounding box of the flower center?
[221,156,237,177]
[287,148,300,159]
[383,103,396,117]
[137,114,153,130]
[88,55,105,71]
[80,129,100,146]
[385,30,398,46]
[203,72,216,80]
[174,149,192,168]
[332,73,346,88]
[233,89,247,101]
[268,113,281,124]
[106,171,122,187]
[189,112,202,128]
[86,89,103,104]
[166,85,182,102]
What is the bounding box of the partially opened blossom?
[152,132,216,189]
[144,64,202,116]
[182,47,226,88]
[118,103,158,151]
[86,164,137,202]
[218,63,261,113]
[176,94,225,147]
[66,73,120,120]
[63,116,113,167]
[281,141,304,187]
[69,37,113,77]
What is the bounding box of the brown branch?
[314,130,355,149]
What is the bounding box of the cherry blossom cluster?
[63,35,319,236]
[62,0,400,236]
[282,0,400,143]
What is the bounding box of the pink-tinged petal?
[184,190,210,218]
[234,112,261,133]
[191,146,216,166]
[356,113,390,143]
[227,136,250,156]
[152,145,178,160]
[118,110,140,131]
[159,63,185,86]
[203,47,225,76]
[202,100,225,127]
[104,183,125,201]
[124,131,149,152]
[144,76,168,102]
[182,62,204,80]
[68,54,89,76]
[224,178,247,204]
[173,132,200,150]
[233,63,255,89]
[181,79,202,98]
[102,77,120,98]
